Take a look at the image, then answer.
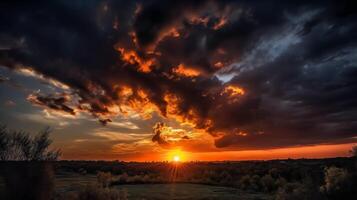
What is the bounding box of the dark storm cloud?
[27,93,75,115]
[99,118,112,126]
[0,75,8,83]
[133,0,206,48]
[0,0,357,150]
[152,122,170,147]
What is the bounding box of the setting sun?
[167,149,187,162]
[173,155,180,162]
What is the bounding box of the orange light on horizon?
[60,142,357,162]
[167,149,187,162]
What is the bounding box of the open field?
[54,174,271,200]
[113,184,271,200]
[55,173,97,193]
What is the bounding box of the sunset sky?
[0,0,356,161]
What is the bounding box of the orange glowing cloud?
[164,93,198,127]
[188,15,209,27]
[157,27,180,41]
[222,85,245,96]
[121,88,159,119]
[220,85,246,104]
[129,31,139,47]
[117,47,155,73]
[213,17,227,30]
[214,61,224,68]
[143,26,182,52]
[187,12,228,30]
[151,121,215,155]
[172,64,200,77]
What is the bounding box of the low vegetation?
[0,125,61,161]
[56,172,127,200]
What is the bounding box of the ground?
[55,173,272,200]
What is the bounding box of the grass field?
[54,173,272,200]
[55,173,97,193]
[113,184,271,200]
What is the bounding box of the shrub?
[238,174,261,191]
[319,166,354,199]
[57,184,128,200]
[276,182,318,200]
[78,184,127,200]
[274,177,287,190]
[219,170,232,185]
[118,173,128,183]
[97,171,113,188]
[261,174,276,192]
[239,175,251,190]
[249,175,261,191]
[269,168,279,179]
[130,175,144,183]
[0,126,60,161]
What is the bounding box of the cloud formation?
[152,122,191,148]
[1,0,357,150]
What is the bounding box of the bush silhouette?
[276,180,320,200]
[97,171,113,188]
[0,126,60,161]
[260,174,275,192]
[320,166,354,199]
[0,126,60,200]
[57,184,128,200]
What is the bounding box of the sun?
[167,149,186,162]
[173,155,180,162]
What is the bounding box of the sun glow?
[173,155,180,162]
[167,149,186,162]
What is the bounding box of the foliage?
[275,181,318,200]
[57,171,127,200]
[0,126,61,161]
[320,166,354,199]
[57,184,128,200]
[97,171,113,188]
[77,184,127,200]
[261,174,276,192]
